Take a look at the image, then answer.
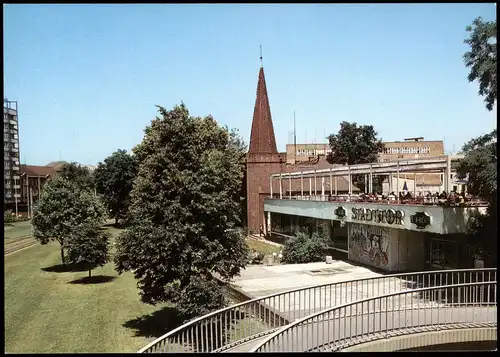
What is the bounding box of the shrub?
[248,250,265,265]
[168,276,227,320]
[4,210,16,223]
[281,230,330,264]
[4,210,29,223]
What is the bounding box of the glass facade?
[270,213,348,252]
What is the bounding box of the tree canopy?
[66,223,111,278]
[326,121,385,193]
[94,149,138,225]
[457,129,497,264]
[58,162,95,191]
[113,103,248,318]
[32,175,107,265]
[464,17,497,111]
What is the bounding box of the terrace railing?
[138,268,496,353]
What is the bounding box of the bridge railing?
[138,268,496,353]
[251,280,497,352]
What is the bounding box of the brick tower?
[246,65,285,233]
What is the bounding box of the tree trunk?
[89,269,91,278]
[115,217,119,227]
[60,245,65,265]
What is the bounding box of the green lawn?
[246,239,280,256]
[4,221,32,245]
[4,226,175,353]
[5,226,268,353]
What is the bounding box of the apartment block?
[378,137,444,162]
[4,99,21,204]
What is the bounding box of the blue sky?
[4,4,497,166]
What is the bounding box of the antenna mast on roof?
[260,45,263,67]
[293,110,297,156]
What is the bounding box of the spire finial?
[260,45,263,67]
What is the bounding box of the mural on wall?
[348,223,390,267]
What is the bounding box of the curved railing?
[138,268,496,353]
[251,280,497,352]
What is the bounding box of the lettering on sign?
[334,206,346,219]
[351,207,404,225]
[410,212,431,229]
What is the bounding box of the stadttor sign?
[351,207,404,225]
[410,212,431,229]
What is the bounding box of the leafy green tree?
[114,103,249,318]
[94,149,138,226]
[58,162,95,191]
[464,17,497,111]
[32,175,107,265]
[457,129,497,265]
[326,121,385,193]
[66,223,111,278]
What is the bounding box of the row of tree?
[32,105,249,319]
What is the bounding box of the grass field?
[4,225,176,353]
[5,225,268,353]
[4,221,32,245]
[246,239,280,256]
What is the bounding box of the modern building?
[246,65,357,234]
[245,64,486,272]
[286,143,331,164]
[378,137,445,162]
[4,99,21,208]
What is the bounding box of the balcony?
[9,119,17,125]
[12,166,19,171]
[264,196,488,235]
[4,166,10,171]
[13,185,20,189]
[11,148,18,153]
[13,175,20,180]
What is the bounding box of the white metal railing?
[268,194,488,207]
[251,280,497,352]
[138,268,496,353]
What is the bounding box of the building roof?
[248,66,278,154]
[21,165,60,177]
[46,161,68,167]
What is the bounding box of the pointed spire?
[249,65,278,154]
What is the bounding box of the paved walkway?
[230,260,426,321]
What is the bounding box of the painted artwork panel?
[348,223,390,268]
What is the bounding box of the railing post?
[314,170,317,200]
[289,174,292,199]
[309,177,312,198]
[348,165,352,195]
[270,175,273,198]
[369,164,373,194]
[329,168,333,198]
[396,161,400,199]
[300,171,304,198]
[279,173,283,199]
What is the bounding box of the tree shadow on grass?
[123,306,184,338]
[68,275,117,285]
[41,264,89,273]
